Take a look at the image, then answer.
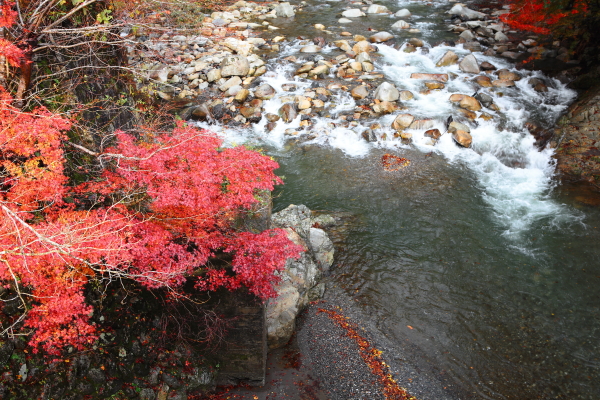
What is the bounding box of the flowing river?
[198,0,600,398]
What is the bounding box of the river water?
[201,0,600,398]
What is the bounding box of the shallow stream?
[201,0,600,398]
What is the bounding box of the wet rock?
[399,90,414,101]
[463,41,482,52]
[395,9,411,18]
[342,9,365,18]
[409,119,435,130]
[436,51,458,67]
[351,85,369,100]
[221,55,250,77]
[408,38,424,47]
[453,130,472,147]
[480,61,497,71]
[334,40,352,52]
[501,51,521,60]
[266,113,279,122]
[495,31,509,42]
[492,79,516,87]
[475,92,494,108]
[308,64,330,77]
[353,40,376,53]
[447,4,486,20]
[309,227,334,271]
[266,122,277,132]
[295,62,314,75]
[300,45,322,53]
[235,89,250,102]
[529,77,548,92]
[497,69,522,81]
[403,44,416,53]
[296,96,311,110]
[459,30,475,41]
[254,83,276,99]
[370,32,394,43]
[425,81,445,89]
[314,23,325,30]
[362,129,377,142]
[425,128,442,140]
[373,101,396,114]
[459,54,480,74]
[411,73,448,82]
[392,114,415,131]
[219,76,242,92]
[191,103,212,121]
[313,37,327,47]
[356,52,372,63]
[448,121,471,134]
[367,4,389,14]
[391,20,410,30]
[275,2,295,18]
[279,103,297,122]
[473,75,493,87]
[374,82,400,102]
[338,17,353,23]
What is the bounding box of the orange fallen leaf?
[407,325,413,330]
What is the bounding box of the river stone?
[492,79,515,87]
[220,55,250,77]
[480,61,497,71]
[223,38,253,56]
[206,68,221,82]
[459,30,476,41]
[342,9,365,18]
[425,128,442,140]
[448,4,486,20]
[373,101,396,114]
[309,64,330,77]
[408,38,424,47]
[362,62,375,72]
[226,85,243,96]
[366,4,389,14]
[295,62,314,75]
[425,81,445,89]
[309,227,334,271]
[453,130,472,147]
[275,2,295,17]
[475,92,493,108]
[459,96,482,111]
[495,31,509,42]
[497,69,522,81]
[370,32,394,43]
[279,103,297,123]
[529,77,548,92]
[296,96,311,110]
[436,50,458,67]
[334,40,352,52]
[235,89,250,102]
[300,45,322,53]
[392,114,415,131]
[374,82,400,102]
[356,52,372,63]
[473,75,492,87]
[463,41,482,52]
[219,76,242,92]
[411,73,448,82]
[338,17,353,23]
[353,40,375,53]
[395,9,411,18]
[350,61,363,71]
[399,90,414,101]
[351,85,369,99]
[391,20,410,30]
[409,119,435,130]
[254,83,276,99]
[459,54,480,74]
[448,121,471,133]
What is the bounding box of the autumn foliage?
[500,0,595,37]
[1,0,301,355]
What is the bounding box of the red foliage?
[500,0,590,35]
[1,85,301,354]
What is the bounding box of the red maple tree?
[1,0,301,354]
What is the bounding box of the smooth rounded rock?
[374,82,400,102]
[366,4,389,14]
[254,83,276,99]
[392,114,415,131]
[395,9,411,18]
[391,20,410,30]
[342,9,365,18]
[370,32,394,43]
[300,45,322,53]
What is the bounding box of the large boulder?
[374,82,400,102]
[220,55,250,77]
[267,205,335,348]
